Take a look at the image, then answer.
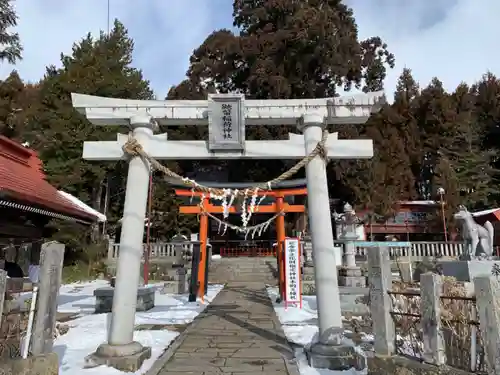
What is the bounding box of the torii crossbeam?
[82,132,372,160]
[74,92,381,371]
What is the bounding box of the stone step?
[211,264,276,269]
[217,268,273,275]
[209,258,279,283]
[212,267,276,272]
[211,276,276,280]
[210,274,276,279]
[211,259,276,265]
[211,275,276,279]
[209,264,274,269]
[209,267,276,273]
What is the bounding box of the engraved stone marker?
[31,242,64,355]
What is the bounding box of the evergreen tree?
[447,83,497,209]
[337,69,420,218]
[412,78,498,229]
[413,78,456,200]
[28,20,154,228]
[415,78,456,152]
[471,72,500,206]
[346,104,416,217]
[168,0,395,199]
[392,68,421,170]
[0,71,39,139]
[0,0,22,64]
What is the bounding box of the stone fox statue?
[455,205,494,257]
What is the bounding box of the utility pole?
[107,0,110,34]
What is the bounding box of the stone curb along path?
[146,281,301,375]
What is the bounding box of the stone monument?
[171,233,187,268]
[161,233,189,295]
[439,205,500,281]
[73,91,381,371]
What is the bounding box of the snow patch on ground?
[267,287,370,375]
[43,280,223,375]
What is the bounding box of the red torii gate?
[173,180,307,299]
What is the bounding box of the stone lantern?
[339,203,360,267]
[334,203,366,287]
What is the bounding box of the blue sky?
[1,0,498,99]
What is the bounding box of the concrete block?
[438,259,500,281]
[94,287,155,314]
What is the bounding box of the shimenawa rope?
[121,129,329,196]
[121,130,328,233]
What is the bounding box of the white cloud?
[1,0,498,99]
[347,0,500,96]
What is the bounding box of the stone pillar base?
[338,267,366,287]
[306,341,366,371]
[84,341,151,372]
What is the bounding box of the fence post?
[474,275,500,375]
[420,272,446,365]
[0,270,6,329]
[367,246,395,355]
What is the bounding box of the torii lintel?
[71,92,385,126]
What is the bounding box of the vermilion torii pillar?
[73,92,382,371]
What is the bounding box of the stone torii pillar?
[73,92,382,371]
[86,115,155,369]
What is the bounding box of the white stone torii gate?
[73,92,382,370]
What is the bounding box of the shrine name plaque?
[208,93,245,151]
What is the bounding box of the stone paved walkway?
[158,281,297,375]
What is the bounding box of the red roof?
[473,208,500,224]
[0,136,97,222]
